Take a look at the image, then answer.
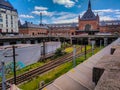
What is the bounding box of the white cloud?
[35,6,48,11]
[52,17,78,24]
[51,12,78,23]
[93,9,120,15]
[53,0,75,8]
[93,9,120,21]
[19,14,34,18]
[115,15,120,19]
[32,10,54,16]
[100,16,115,21]
[75,0,78,2]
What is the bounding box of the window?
[6,15,8,19]
[6,29,8,32]
[0,29,2,33]
[11,29,13,32]
[0,18,2,22]
[0,14,3,22]
[85,24,91,31]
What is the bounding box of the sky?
[9,0,120,24]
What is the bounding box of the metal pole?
[73,45,76,67]
[13,45,16,84]
[43,40,46,61]
[1,60,6,90]
[85,44,87,60]
[100,40,102,48]
[91,41,95,55]
[85,40,87,60]
[40,12,42,25]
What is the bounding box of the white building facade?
[0,0,18,35]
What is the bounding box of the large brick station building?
[77,0,99,35]
[19,21,48,36]
[19,0,120,36]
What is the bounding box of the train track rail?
[0,46,91,89]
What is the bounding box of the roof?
[20,21,48,29]
[47,23,78,28]
[100,20,120,26]
[0,0,17,12]
[81,0,96,20]
[81,9,96,20]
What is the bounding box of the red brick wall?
[79,20,99,30]
[19,28,47,35]
[100,25,120,34]
[19,28,29,34]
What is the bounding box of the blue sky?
[9,0,120,24]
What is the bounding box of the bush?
[51,48,66,59]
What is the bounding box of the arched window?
[85,24,91,31]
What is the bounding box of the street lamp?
[84,38,87,60]
[90,39,95,55]
[1,59,6,90]
[73,45,76,67]
[4,45,18,84]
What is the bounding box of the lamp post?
[91,39,95,55]
[13,45,16,84]
[73,45,76,67]
[4,45,18,84]
[1,59,6,90]
[84,38,87,60]
[100,39,102,48]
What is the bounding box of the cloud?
[52,17,78,24]
[93,9,120,15]
[53,0,75,8]
[35,6,48,11]
[100,16,115,21]
[32,10,54,16]
[93,9,120,21]
[51,12,78,23]
[32,6,55,17]
[19,14,34,18]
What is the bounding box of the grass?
[19,46,103,90]
[64,45,91,53]
[0,45,97,82]
[0,59,50,81]
[0,45,80,81]
[19,62,73,90]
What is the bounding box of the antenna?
[40,12,42,26]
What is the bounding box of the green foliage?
[19,62,73,90]
[61,42,71,49]
[19,47,103,90]
[64,47,74,53]
[55,48,63,56]
[51,48,66,59]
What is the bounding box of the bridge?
[0,35,118,46]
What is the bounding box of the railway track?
[0,46,91,89]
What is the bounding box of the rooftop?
[0,0,17,11]
[81,0,97,20]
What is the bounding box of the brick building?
[100,20,120,34]
[19,21,48,36]
[48,23,77,36]
[77,0,99,35]
[19,0,120,36]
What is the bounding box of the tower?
[77,0,100,35]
